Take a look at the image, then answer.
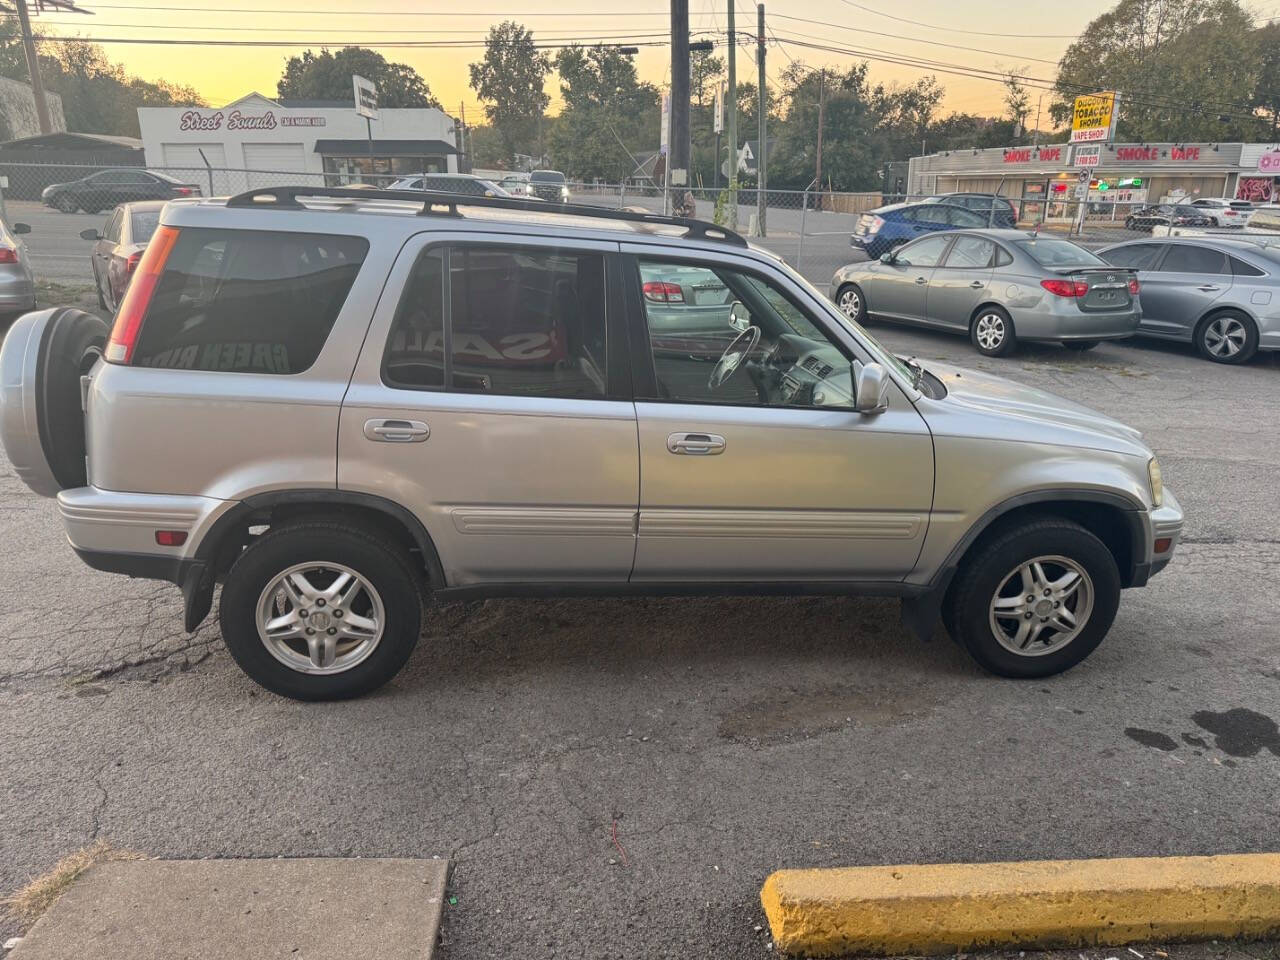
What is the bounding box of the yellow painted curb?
[761,853,1280,957]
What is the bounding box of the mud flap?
[181,561,214,633]
[900,591,942,642]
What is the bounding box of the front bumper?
[1134,487,1183,584]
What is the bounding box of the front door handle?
[667,432,726,455]
[914,276,928,285]
[364,418,429,442]
[969,280,985,289]
[1197,284,1220,292]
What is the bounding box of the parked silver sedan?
[1096,236,1280,364]
[0,217,35,326]
[830,230,1141,357]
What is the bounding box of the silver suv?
[0,186,1184,700]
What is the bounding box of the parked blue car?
[850,201,989,260]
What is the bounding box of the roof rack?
[223,185,749,247]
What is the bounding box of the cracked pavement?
[2,325,1280,958]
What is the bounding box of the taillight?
[175,186,195,196]
[869,215,885,233]
[1127,276,1140,295]
[125,251,143,275]
[1040,278,1089,298]
[106,225,179,364]
[0,246,17,264]
[642,281,684,303]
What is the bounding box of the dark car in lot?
[1123,203,1214,232]
[81,201,165,312]
[851,201,988,260]
[41,168,200,214]
[529,170,570,203]
[926,192,1018,228]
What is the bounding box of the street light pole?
[756,3,767,236]
[669,0,690,213]
[15,0,53,136]
[725,0,738,229]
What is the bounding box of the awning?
[313,139,458,157]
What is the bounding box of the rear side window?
[383,244,608,399]
[1230,255,1266,277]
[1101,244,1163,270]
[1158,244,1228,274]
[944,236,995,268]
[133,228,368,374]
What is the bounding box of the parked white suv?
[0,186,1183,699]
[1189,197,1254,227]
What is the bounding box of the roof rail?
[224,185,749,247]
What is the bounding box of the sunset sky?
[28,0,1132,124]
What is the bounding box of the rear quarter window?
[132,227,368,374]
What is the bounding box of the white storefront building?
[137,92,459,196]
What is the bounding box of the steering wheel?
[708,324,761,390]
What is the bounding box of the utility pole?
[458,101,469,173]
[669,0,690,213]
[815,69,827,206]
[15,0,53,136]
[756,3,767,236]
[725,0,738,229]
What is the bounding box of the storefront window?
[322,155,446,186]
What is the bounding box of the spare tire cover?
[37,308,108,491]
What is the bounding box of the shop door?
[243,143,307,186]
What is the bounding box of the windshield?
[131,209,161,243]
[1014,238,1105,267]
[780,261,916,384]
[530,171,565,183]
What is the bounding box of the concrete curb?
[761,853,1280,958]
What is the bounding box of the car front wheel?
[971,306,1016,357]
[836,283,867,323]
[219,521,423,700]
[945,518,1121,678]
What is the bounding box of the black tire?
[54,194,78,214]
[945,518,1121,678]
[36,308,108,490]
[219,522,424,701]
[970,305,1017,357]
[1194,310,1258,365]
[835,283,868,323]
[1062,339,1100,351]
[1124,217,1135,231]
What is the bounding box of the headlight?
[1148,457,1163,508]
[561,186,570,198]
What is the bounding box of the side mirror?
[854,362,890,415]
[80,228,101,241]
[879,251,896,265]
[11,222,30,235]
[727,300,749,333]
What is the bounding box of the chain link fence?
[3,160,1275,295]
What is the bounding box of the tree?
[1002,71,1031,141]
[1053,0,1262,141]
[1252,22,1280,136]
[548,44,658,181]
[277,47,439,108]
[690,49,725,108]
[469,22,551,165]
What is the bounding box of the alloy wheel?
[974,313,1006,351]
[255,561,385,675]
[1203,315,1247,359]
[988,555,1094,657]
[838,288,861,319]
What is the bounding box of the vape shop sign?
[178,109,326,132]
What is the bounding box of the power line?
[831,0,1081,38]
[32,3,672,14]
[19,30,709,49]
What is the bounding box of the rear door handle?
[969,281,985,288]
[1197,284,1220,292]
[667,432,726,455]
[364,418,429,442]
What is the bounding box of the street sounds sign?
[1070,91,1119,143]
[353,75,379,120]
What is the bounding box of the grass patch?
[33,278,101,315]
[2,840,144,925]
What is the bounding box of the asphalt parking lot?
[3,280,1280,956]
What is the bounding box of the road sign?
[660,92,670,156]
[713,84,724,135]
[353,75,378,120]
[1078,168,1092,183]
[1073,144,1102,168]
[1070,91,1119,143]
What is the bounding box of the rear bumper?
[57,486,234,573]
[1013,303,1142,342]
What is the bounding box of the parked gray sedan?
[830,230,1141,357]
[0,217,35,326]
[1097,236,1280,364]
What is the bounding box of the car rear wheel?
[971,306,1016,357]
[945,518,1121,678]
[1195,311,1258,364]
[1062,339,1100,351]
[219,521,423,701]
[836,283,867,323]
